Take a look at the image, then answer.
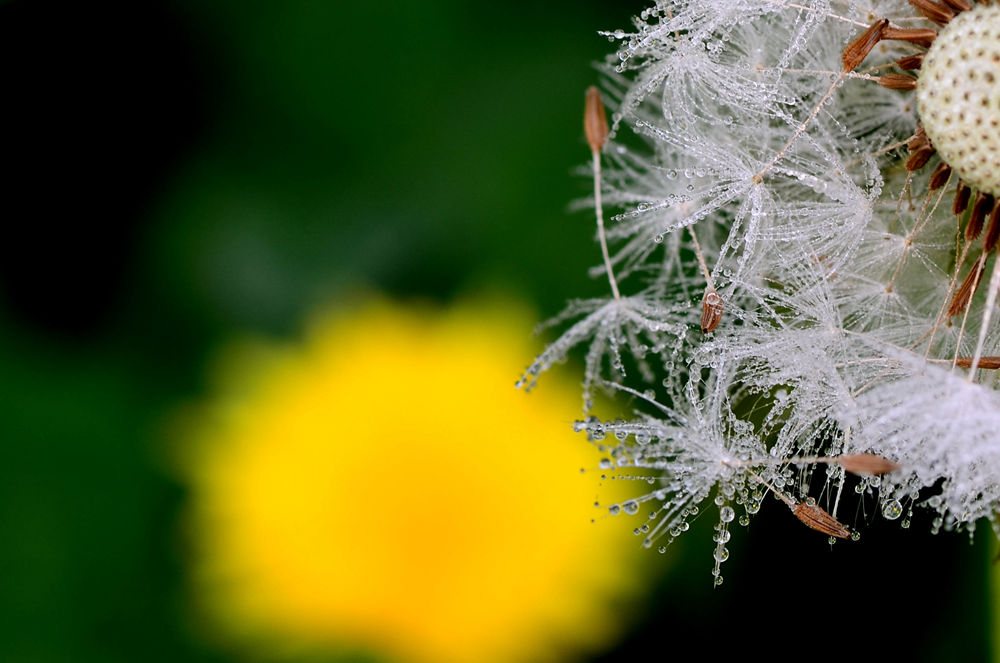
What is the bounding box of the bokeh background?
[0,1,993,661]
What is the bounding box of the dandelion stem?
[688,225,715,291]
[832,426,850,519]
[752,72,846,184]
[746,469,794,508]
[968,255,1000,379]
[593,151,621,301]
[584,86,621,301]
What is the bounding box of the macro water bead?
[917,4,1000,196]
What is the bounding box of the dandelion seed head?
[526,0,1000,574]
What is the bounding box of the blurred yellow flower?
[176,297,651,663]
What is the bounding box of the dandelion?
[523,0,1000,580]
[176,299,650,662]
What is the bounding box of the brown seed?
[837,453,902,475]
[908,0,955,26]
[792,502,851,539]
[966,191,994,241]
[983,200,1000,252]
[941,0,971,11]
[700,289,723,334]
[896,54,925,70]
[953,179,972,215]
[882,27,938,48]
[584,86,609,154]
[948,253,987,317]
[954,356,1000,369]
[878,73,918,90]
[842,19,888,72]
[928,162,952,190]
[906,146,935,171]
[908,126,929,151]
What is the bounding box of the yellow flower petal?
[176,298,654,663]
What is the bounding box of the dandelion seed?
[792,501,851,540]
[837,453,901,476]
[700,289,723,334]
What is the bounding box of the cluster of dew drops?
[580,416,931,585]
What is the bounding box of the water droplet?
[738,515,750,526]
[746,497,761,514]
[599,458,613,470]
[850,531,861,541]
[720,505,735,522]
[608,504,621,516]
[882,499,903,521]
[713,546,729,562]
[623,500,640,515]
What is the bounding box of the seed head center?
[917,5,1000,196]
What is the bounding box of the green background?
[0,1,991,661]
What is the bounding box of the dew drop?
[720,505,735,523]
[608,504,621,516]
[623,500,640,515]
[882,499,903,521]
